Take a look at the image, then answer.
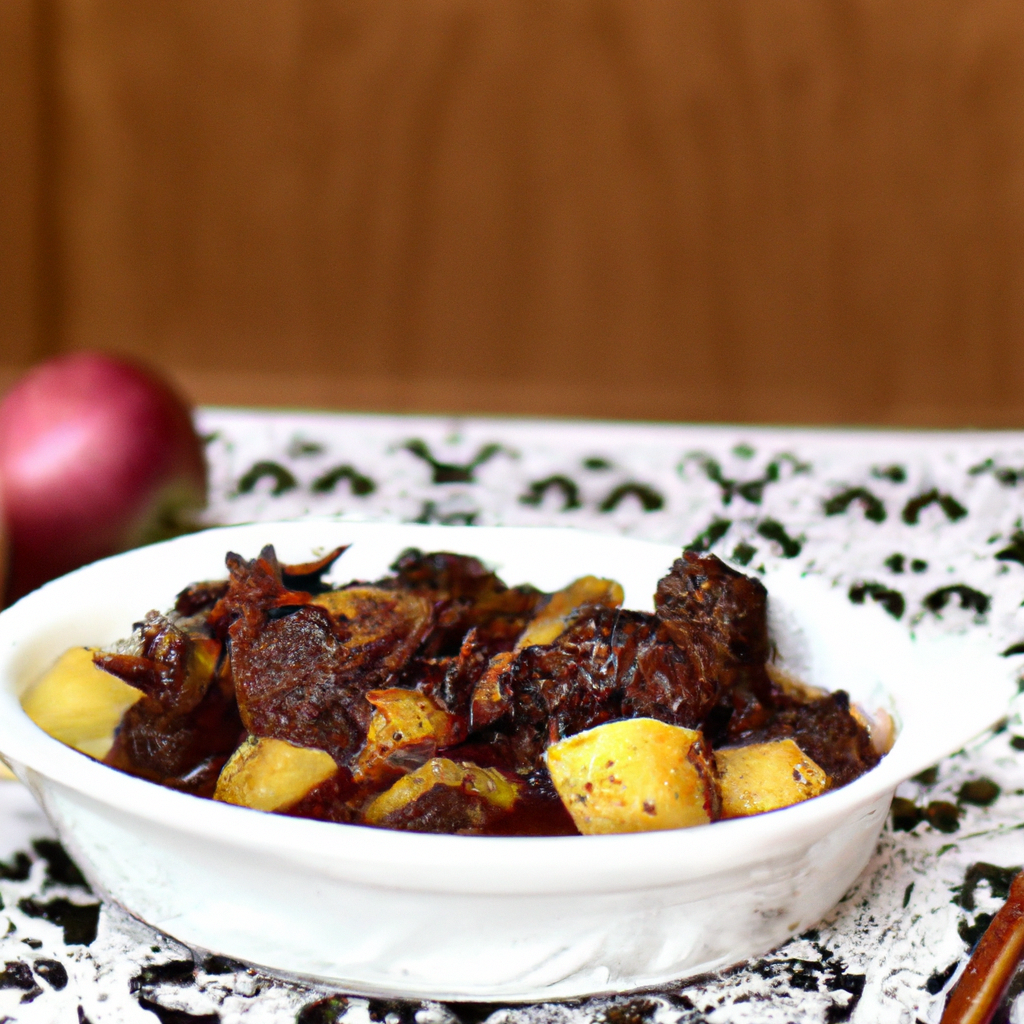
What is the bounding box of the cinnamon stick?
[941,871,1024,1024]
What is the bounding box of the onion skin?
[0,352,207,603]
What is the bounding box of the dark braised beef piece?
[472,610,657,772]
[663,552,879,784]
[97,614,241,795]
[178,546,348,624]
[379,549,547,745]
[469,553,765,776]
[366,778,506,835]
[211,545,432,763]
[95,545,882,833]
[425,619,524,728]
[720,689,880,787]
[285,768,362,824]
[655,551,772,695]
[175,580,230,618]
[384,549,545,658]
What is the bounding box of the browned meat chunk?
[216,546,432,762]
[384,549,544,658]
[469,606,719,774]
[430,620,522,728]
[655,551,770,690]
[620,620,719,725]
[175,580,229,618]
[97,615,241,793]
[362,758,522,834]
[103,683,242,795]
[724,689,880,788]
[97,613,221,715]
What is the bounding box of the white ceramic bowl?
[0,522,1013,1002]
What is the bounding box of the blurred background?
[3,0,1024,427]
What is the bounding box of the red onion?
[0,352,207,602]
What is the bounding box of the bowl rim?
[0,520,1013,896]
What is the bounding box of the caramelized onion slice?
[311,586,434,655]
[516,576,623,649]
[354,688,455,783]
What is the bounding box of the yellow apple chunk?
[354,688,455,783]
[214,736,338,812]
[716,739,829,819]
[516,575,624,649]
[363,757,520,827]
[545,718,720,834]
[21,647,144,759]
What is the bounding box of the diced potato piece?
[354,689,455,782]
[214,736,338,812]
[363,757,520,827]
[21,647,144,759]
[716,739,829,819]
[545,718,719,834]
[516,576,624,649]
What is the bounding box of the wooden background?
[4,0,1024,427]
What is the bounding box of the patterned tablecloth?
[3,409,1024,1024]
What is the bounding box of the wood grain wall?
[0,0,46,377]
[3,0,1024,426]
